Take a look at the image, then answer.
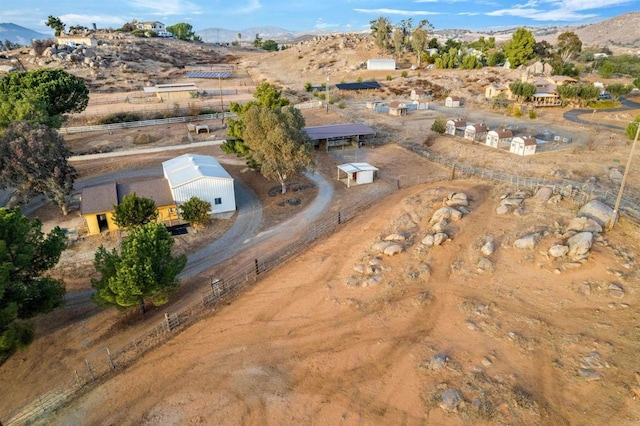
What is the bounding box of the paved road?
[562,96,640,130]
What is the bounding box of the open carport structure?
[304,123,376,151]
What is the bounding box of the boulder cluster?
[28,43,110,69]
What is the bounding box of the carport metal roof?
[337,163,379,174]
[303,123,376,141]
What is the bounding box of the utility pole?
[609,121,640,230]
[219,75,225,124]
[325,75,329,113]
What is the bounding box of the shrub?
[528,110,537,119]
[356,76,363,83]
[179,197,211,229]
[337,100,346,109]
[99,112,142,124]
[431,116,447,134]
[386,75,393,81]
[513,106,523,118]
[401,71,409,78]
[304,82,312,92]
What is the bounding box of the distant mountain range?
[0,23,50,46]
[197,26,337,44]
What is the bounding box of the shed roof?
[489,129,513,139]
[304,123,376,140]
[162,154,233,188]
[81,178,174,215]
[337,163,379,174]
[81,183,118,215]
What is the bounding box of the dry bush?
[31,38,55,55]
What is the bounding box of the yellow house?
[81,178,178,235]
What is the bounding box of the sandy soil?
[3,36,640,425]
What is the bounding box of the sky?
[1,0,638,35]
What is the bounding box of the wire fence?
[59,113,230,135]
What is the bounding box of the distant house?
[445,96,461,108]
[337,163,379,188]
[510,136,537,156]
[485,83,510,99]
[143,83,198,101]
[530,77,561,106]
[446,118,466,136]
[389,101,408,116]
[162,154,236,214]
[81,178,178,235]
[464,123,488,142]
[485,129,513,148]
[135,20,170,37]
[366,58,396,70]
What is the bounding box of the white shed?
[162,154,236,214]
[337,163,379,188]
[445,96,461,108]
[367,58,396,70]
[510,136,537,156]
[486,129,513,148]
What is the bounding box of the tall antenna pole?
[609,121,640,229]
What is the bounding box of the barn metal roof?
[162,154,233,188]
[303,123,376,140]
[335,82,381,91]
[337,163,379,174]
[186,71,232,79]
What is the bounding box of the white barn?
[337,163,379,188]
[367,58,396,70]
[510,136,537,156]
[162,154,236,214]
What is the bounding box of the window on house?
[214,198,222,205]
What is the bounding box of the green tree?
[626,116,640,140]
[606,83,633,100]
[504,28,536,68]
[461,54,482,70]
[179,197,211,229]
[112,193,158,229]
[0,68,89,129]
[411,20,433,68]
[392,27,404,57]
[556,82,600,106]
[92,222,187,314]
[557,31,582,63]
[253,33,263,48]
[166,23,201,41]
[487,51,505,67]
[598,61,615,78]
[370,16,392,52]
[509,81,537,102]
[0,208,66,362]
[242,105,314,194]
[45,16,65,36]
[224,82,291,161]
[431,116,447,134]
[0,121,77,215]
[261,39,278,51]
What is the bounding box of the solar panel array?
[186,71,232,79]
[335,81,381,90]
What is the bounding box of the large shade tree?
[0,208,66,363]
[92,222,187,314]
[0,68,89,129]
[370,16,393,52]
[504,28,536,68]
[166,23,201,41]
[242,105,314,194]
[112,193,158,229]
[0,121,77,215]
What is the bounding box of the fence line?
[59,113,230,135]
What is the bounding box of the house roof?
[81,183,118,215]
[81,178,174,215]
[162,154,233,189]
[337,163,379,174]
[335,82,381,91]
[389,101,407,108]
[303,123,376,140]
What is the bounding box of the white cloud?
[315,18,339,30]
[354,8,442,16]
[234,0,262,14]
[485,0,632,21]
[60,14,126,27]
[127,0,201,15]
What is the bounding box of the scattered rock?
[429,353,449,370]
[547,194,562,204]
[567,232,593,259]
[578,368,603,381]
[430,207,463,223]
[481,357,492,367]
[495,204,510,215]
[477,257,493,273]
[431,218,448,233]
[534,186,553,202]
[433,232,449,246]
[567,216,603,233]
[444,192,468,207]
[501,197,524,207]
[440,389,463,411]
[384,233,406,242]
[371,241,396,253]
[383,244,404,256]
[548,244,569,258]
[578,200,616,227]
[422,234,435,246]
[514,234,538,250]
[609,168,623,184]
[366,275,383,286]
[369,258,382,266]
[345,276,360,287]
[481,240,495,256]
[608,282,625,299]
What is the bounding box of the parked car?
[598,93,613,100]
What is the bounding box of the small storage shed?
[389,101,408,116]
[485,129,513,148]
[413,99,429,110]
[464,123,488,142]
[446,119,466,136]
[143,83,198,101]
[445,96,461,108]
[510,136,537,156]
[337,163,379,188]
[366,58,396,70]
[162,154,236,214]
